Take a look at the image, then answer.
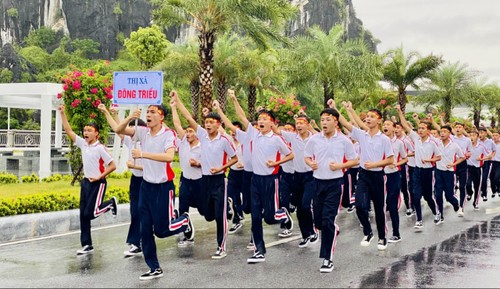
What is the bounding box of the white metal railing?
[0,130,115,148]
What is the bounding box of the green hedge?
[0,186,129,217]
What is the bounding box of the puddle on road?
[355,216,500,288]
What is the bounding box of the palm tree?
[283,25,381,108]
[214,33,241,111]
[462,77,491,128]
[416,61,473,123]
[157,42,201,121]
[150,0,296,112]
[382,45,443,113]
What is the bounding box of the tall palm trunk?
[323,82,335,108]
[217,78,228,111]
[398,88,407,113]
[190,79,200,122]
[198,31,216,116]
[497,108,500,128]
[443,94,452,123]
[248,85,257,121]
[473,104,482,128]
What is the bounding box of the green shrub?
[21,173,40,183]
[108,171,132,179]
[0,186,128,217]
[0,172,19,184]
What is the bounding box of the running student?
[170,99,203,246]
[229,93,294,263]
[478,127,496,201]
[279,114,318,247]
[434,125,464,221]
[115,104,194,281]
[396,105,441,230]
[98,104,145,257]
[59,105,118,256]
[466,130,490,210]
[173,92,238,260]
[335,100,394,251]
[304,107,358,273]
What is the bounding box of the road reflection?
[356,216,500,288]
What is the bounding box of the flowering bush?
[57,64,114,183]
[263,95,305,124]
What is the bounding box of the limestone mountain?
[0,0,377,59]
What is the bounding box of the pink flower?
[63,84,69,91]
[103,87,111,94]
[90,88,98,94]
[72,80,81,90]
[292,101,300,107]
[88,70,94,77]
[277,98,286,105]
[106,94,113,99]
[379,99,387,105]
[87,97,91,101]
[105,60,110,66]
[89,113,96,119]
[301,106,307,111]
[92,99,101,107]
[287,111,294,116]
[71,99,81,108]
[73,71,83,78]
[57,93,62,99]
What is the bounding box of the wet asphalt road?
[1,198,500,288]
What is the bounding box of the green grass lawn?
[0,166,182,201]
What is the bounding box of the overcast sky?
[352,0,500,85]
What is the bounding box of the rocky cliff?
[0,0,376,59]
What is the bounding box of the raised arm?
[344,101,368,131]
[228,89,249,129]
[428,113,441,130]
[327,99,353,132]
[169,98,185,139]
[395,104,412,134]
[212,100,238,133]
[114,109,139,137]
[97,104,121,132]
[58,105,76,143]
[170,90,198,130]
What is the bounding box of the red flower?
[72,80,81,90]
[379,99,387,105]
[57,93,62,99]
[73,71,83,78]
[63,84,69,91]
[92,99,101,107]
[106,94,113,100]
[71,99,81,108]
[89,113,96,119]
[292,101,300,107]
[287,111,294,116]
[88,70,94,77]
[90,88,98,94]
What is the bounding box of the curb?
[0,204,131,244]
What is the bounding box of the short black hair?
[257,109,276,122]
[285,122,296,129]
[85,122,100,132]
[148,104,168,117]
[232,121,242,129]
[296,113,310,123]
[128,119,147,127]
[441,125,453,133]
[320,108,339,120]
[368,108,383,119]
[206,112,221,122]
[478,126,487,132]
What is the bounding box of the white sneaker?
[360,232,374,247]
[457,208,464,217]
[278,229,293,238]
[124,244,142,256]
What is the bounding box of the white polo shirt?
[235,129,253,172]
[282,131,313,173]
[134,126,177,184]
[436,139,464,172]
[247,125,292,176]
[350,126,394,172]
[479,138,495,157]
[493,142,500,162]
[451,135,472,156]
[75,136,113,179]
[467,142,489,168]
[385,136,407,174]
[123,136,143,177]
[408,130,441,169]
[177,136,202,180]
[304,131,357,180]
[196,125,236,176]
[400,135,415,167]
[225,132,244,172]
